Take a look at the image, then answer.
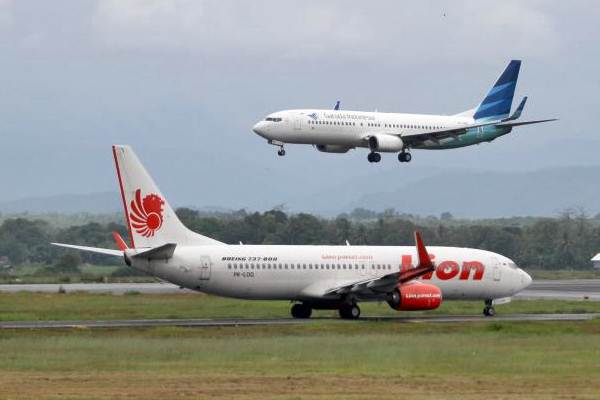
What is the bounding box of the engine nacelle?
[386,282,442,311]
[315,144,351,153]
[368,134,404,152]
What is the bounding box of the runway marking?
[1,314,597,329]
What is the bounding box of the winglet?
[334,100,340,110]
[398,232,435,283]
[112,231,129,251]
[415,231,433,269]
[503,96,527,121]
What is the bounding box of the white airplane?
[252,60,556,163]
[53,145,532,319]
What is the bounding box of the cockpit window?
[265,117,282,122]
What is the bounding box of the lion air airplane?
[53,145,532,319]
[252,60,556,163]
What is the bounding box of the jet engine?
[315,144,351,153]
[368,134,404,152]
[386,282,442,311]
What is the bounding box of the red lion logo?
[129,189,165,238]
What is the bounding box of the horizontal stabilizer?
[133,243,176,260]
[497,118,557,128]
[51,243,123,257]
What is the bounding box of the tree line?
[0,208,599,270]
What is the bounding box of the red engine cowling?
[386,282,442,311]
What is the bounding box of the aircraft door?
[199,256,211,280]
[493,265,501,281]
[294,116,302,130]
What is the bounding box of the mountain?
[343,166,600,218]
[2,166,600,218]
[0,192,121,214]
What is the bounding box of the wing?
[324,232,435,296]
[401,118,556,146]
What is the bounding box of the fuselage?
[253,109,512,151]
[129,244,531,302]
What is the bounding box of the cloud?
[0,0,14,31]
[90,0,559,64]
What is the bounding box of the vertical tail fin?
[472,60,521,122]
[112,145,223,248]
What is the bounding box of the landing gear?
[398,151,412,163]
[367,152,381,163]
[483,299,496,317]
[268,140,286,157]
[339,304,361,319]
[291,303,312,319]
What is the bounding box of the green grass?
[0,292,599,322]
[0,321,599,399]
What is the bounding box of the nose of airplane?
[252,121,268,138]
[520,269,532,290]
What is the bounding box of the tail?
[455,60,521,122]
[112,145,223,248]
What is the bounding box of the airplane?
[53,145,532,319]
[252,60,556,163]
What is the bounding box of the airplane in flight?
[53,145,532,319]
[252,60,556,163]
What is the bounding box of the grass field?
[1,321,599,399]
[1,294,599,399]
[1,292,600,321]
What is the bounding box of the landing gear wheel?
[483,299,495,317]
[483,306,496,317]
[291,303,312,319]
[398,152,412,163]
[339,304,361,319]
[367,152,381,163]
[277,148,286,156]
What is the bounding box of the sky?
[0,1,599,213]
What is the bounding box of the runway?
[1,313,597,329]
[1,279,599,300]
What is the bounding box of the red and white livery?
[53,145,532,319]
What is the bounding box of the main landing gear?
[483,299,496,317]
[291,303,312,319]
[290,302,361,320]
[277,148,286,156]
[339,304,361,319]
[367,152,381,163]
[398,151,412,163]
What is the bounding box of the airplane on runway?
[53,145,532,319]
[252,60,556,163]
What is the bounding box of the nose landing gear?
[268,140,286,157]
[367,152,381,163]
[483,299,496,317]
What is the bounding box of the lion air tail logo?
[129,189,165,238]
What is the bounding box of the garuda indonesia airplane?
[253,60,556,163]
[52,146,532,319]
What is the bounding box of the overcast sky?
[0,1,598,211]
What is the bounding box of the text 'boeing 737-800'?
[53,146,532,319]
[253,60,556,163]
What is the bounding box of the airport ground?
[0,293,599,399]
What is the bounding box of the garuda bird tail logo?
[129,189,165,238]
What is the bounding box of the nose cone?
[252,121,269,139]
[520,269,532,289]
